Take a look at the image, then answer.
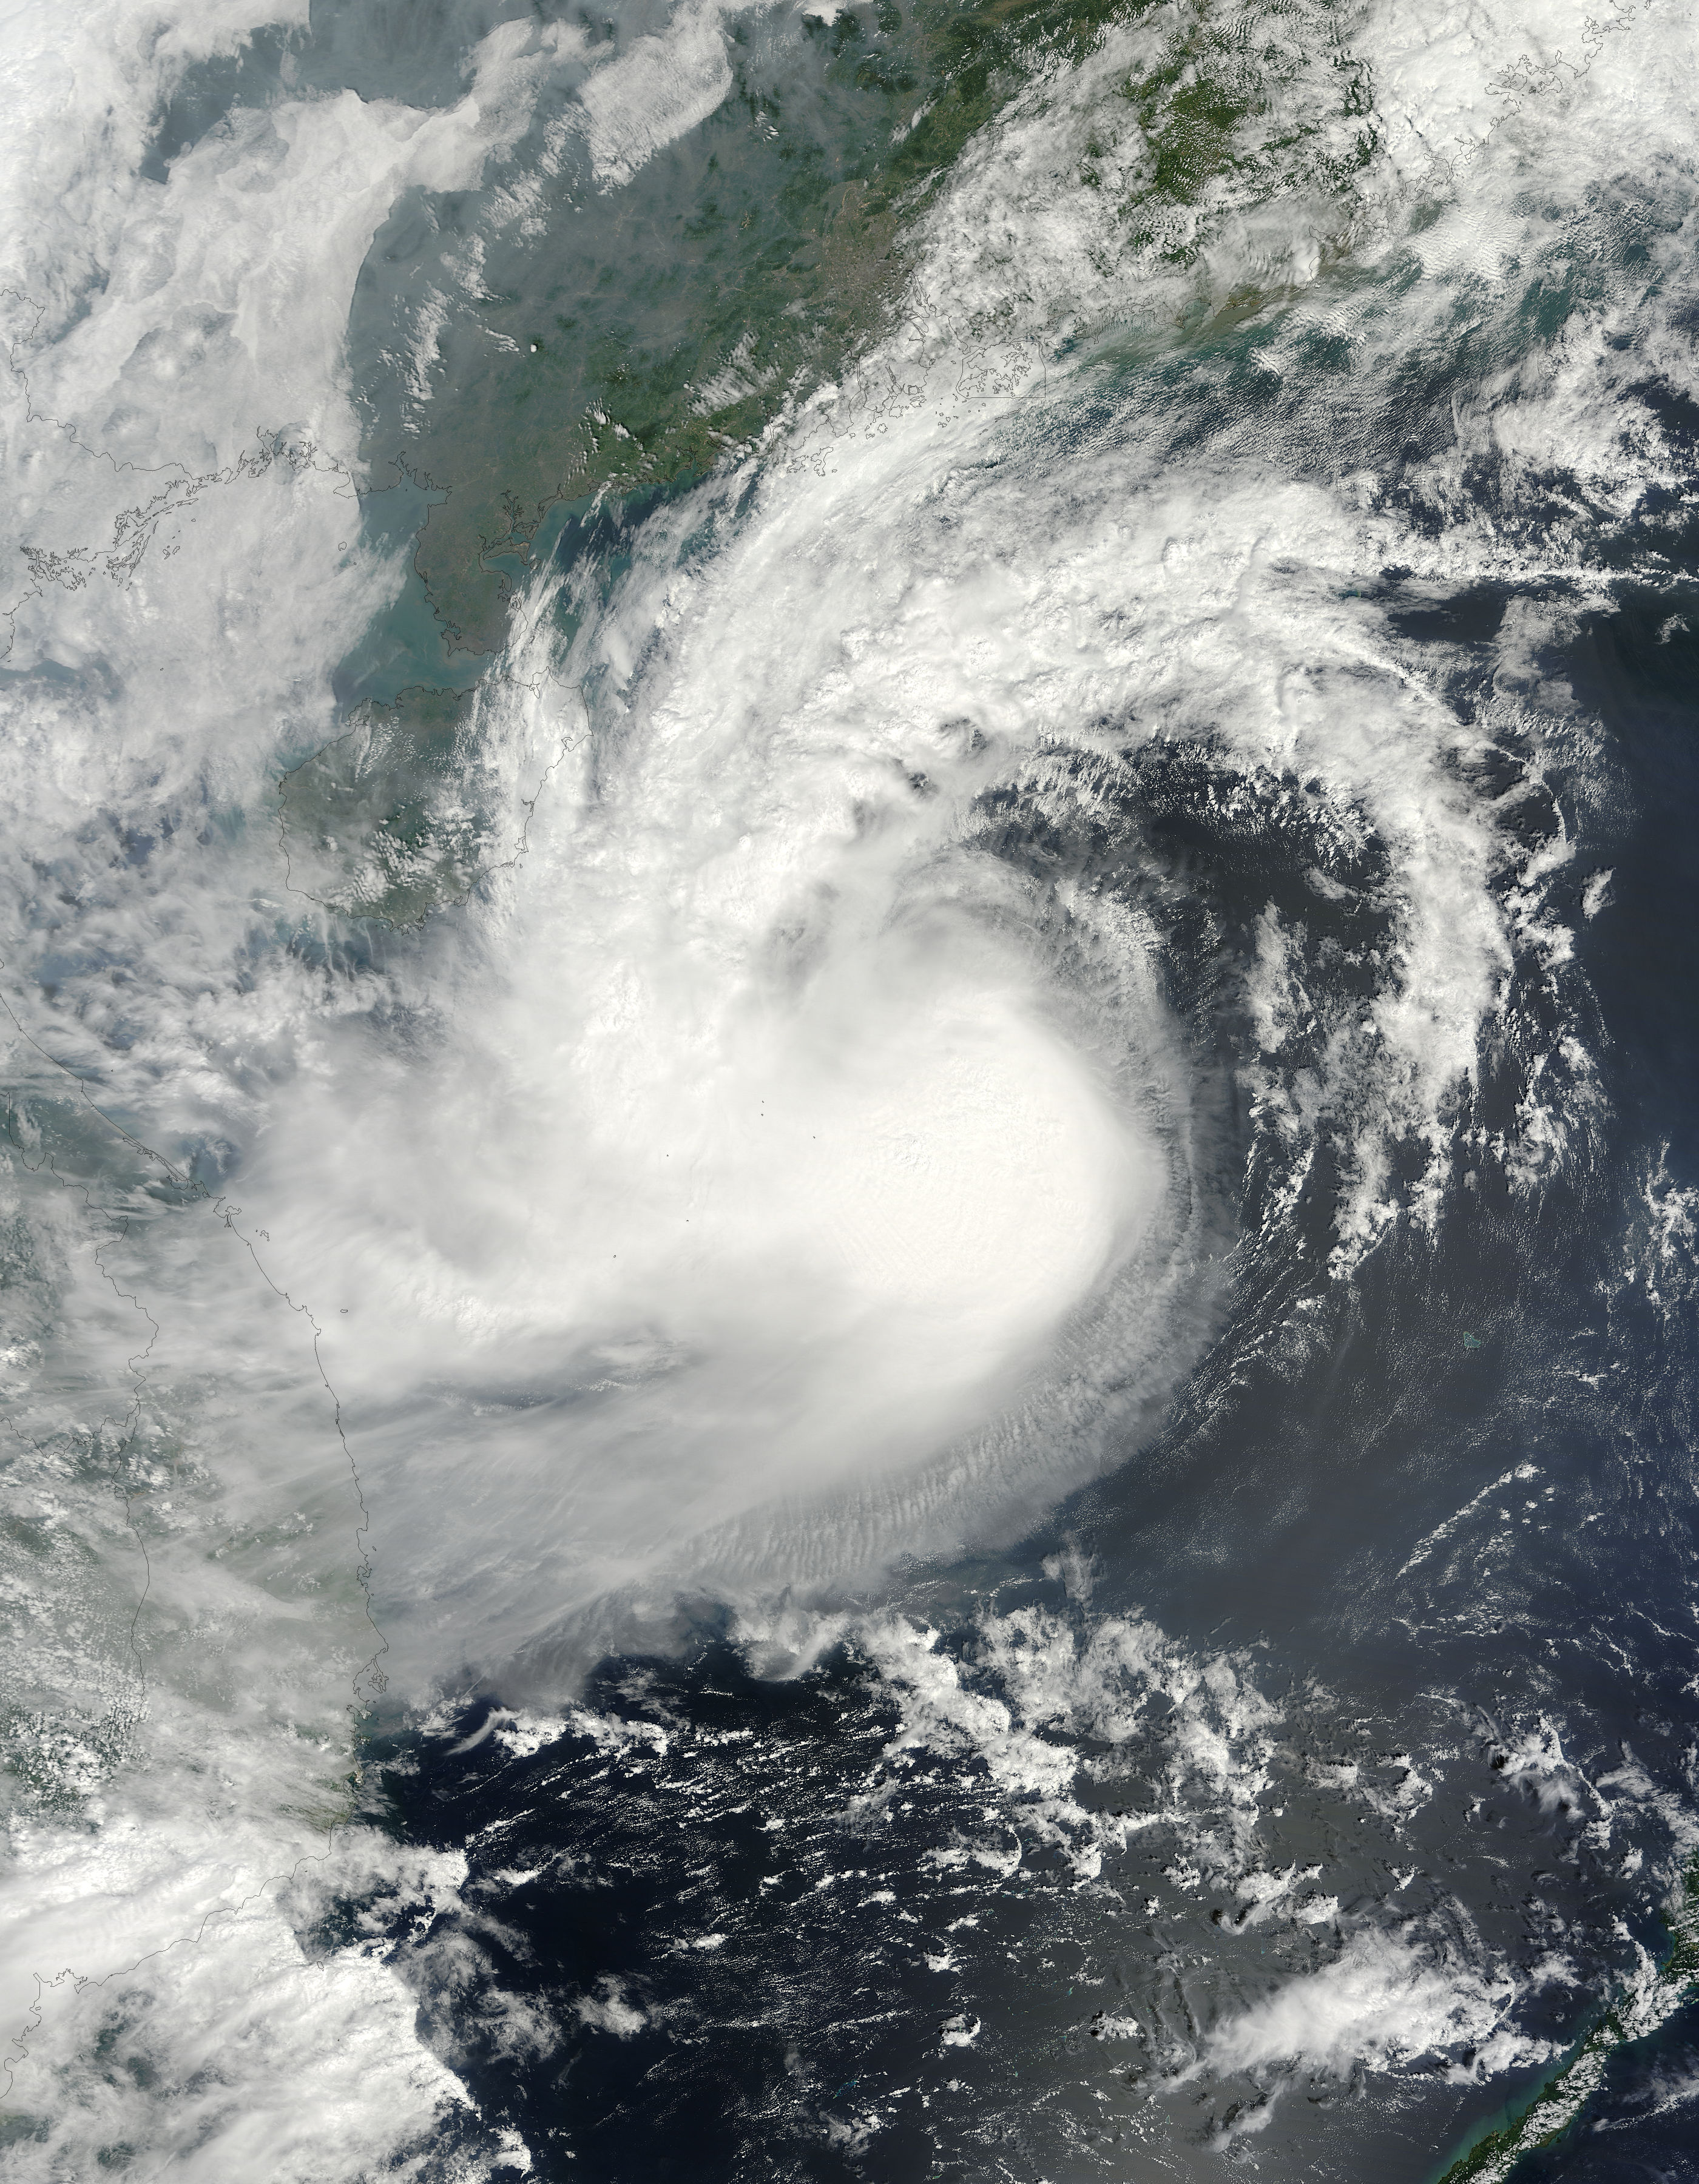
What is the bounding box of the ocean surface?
[3,0,1699,2177]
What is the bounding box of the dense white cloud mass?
[0,0,1692,2171]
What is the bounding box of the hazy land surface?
[354,0,1377,655]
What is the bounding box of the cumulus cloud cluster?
[2,0,1692,2170]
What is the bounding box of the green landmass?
[277,684,490,926]
[1435,1856,1699,2184]
[360,0,1376,653]
[314,0,1379,918]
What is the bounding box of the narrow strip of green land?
[1435,1856,1699,2184]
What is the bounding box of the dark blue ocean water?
[22,2,1693,2174]
[326,553,1699,2179]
